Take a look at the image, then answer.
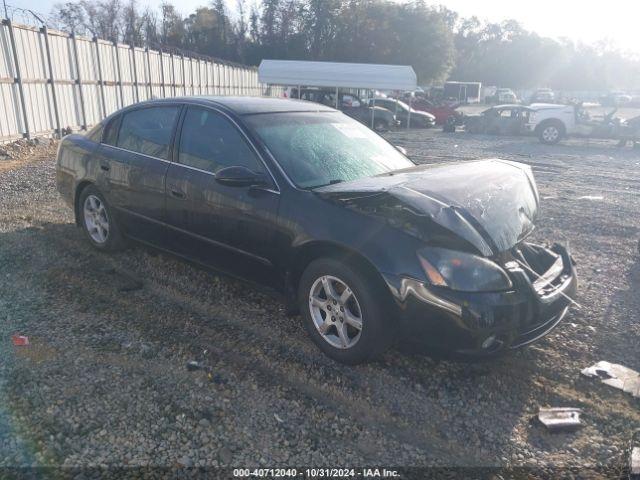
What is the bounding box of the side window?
[103,115,121,146]
[178,108,263,174]
[117,107,179,159]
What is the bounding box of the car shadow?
[592,257,640,371]
[0,221,544,468]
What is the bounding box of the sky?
[5,0,640,55]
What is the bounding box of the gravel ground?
[0,130,639,477]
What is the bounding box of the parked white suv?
[524,104,578,144]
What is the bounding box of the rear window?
[117,107,180,159]
[86,123,104,142]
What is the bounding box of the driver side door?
[164,106,281,287]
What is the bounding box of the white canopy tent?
[258,59,417,91]
[258,60,418,128]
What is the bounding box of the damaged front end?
[383,241,577,355]
[317,159,577,355]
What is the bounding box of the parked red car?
[408,98,461,125]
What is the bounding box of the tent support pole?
[408,94,412,129]
[335,87,339,109]
[371,95,375,129]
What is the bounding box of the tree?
[50,0,640,91]
[122,0,143,46]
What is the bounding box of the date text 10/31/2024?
[233,468,400,478]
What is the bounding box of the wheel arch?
[284,240,392,315]
[73,180,95,226]
[535,118,566,136]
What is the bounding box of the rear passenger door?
[97,105,181,244]
[164,107,281,286]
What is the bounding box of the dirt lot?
[0,130,639,476]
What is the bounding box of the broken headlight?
[418,247,513,292]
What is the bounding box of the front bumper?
[383,243,578,355]
[406,117,435,128]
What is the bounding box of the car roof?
[528,103,570,110]
[139,96,336,115]
[492,104,529,109]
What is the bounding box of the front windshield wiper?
[309,179,344,189]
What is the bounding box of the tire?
[78,185,126,252]
[298,258,393,364]
[373,119,389,132]
[537,120,564,144]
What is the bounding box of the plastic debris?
[537,407,582,432]
[581,361,640,399]
[186,361,205,371]
[631,447,640,477]
[11,335,29,346]
[578,195,604,200]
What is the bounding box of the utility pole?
[3,0,9,19]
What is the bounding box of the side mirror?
[215,166,268,187]
[395,145,408,155]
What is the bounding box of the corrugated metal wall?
[0,19,281,142]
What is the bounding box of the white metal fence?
[0,19,281,143]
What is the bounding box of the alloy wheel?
[308,275,363,349]
[83,194,110,244]
[542,126,559,142]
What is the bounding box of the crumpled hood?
[316,159,539,256]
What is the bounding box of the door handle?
[100,164,110,171]
[170,189,186,199]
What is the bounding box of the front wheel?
[373,119,389,132]
[79,185,126,252]
[538,122,564,144]
[298,258,393,364]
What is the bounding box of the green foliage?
[451,18,640,90]
[51,0,639,90]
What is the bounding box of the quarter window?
[178,108,262,174]
[117,107,179,159]
[86,123,104,143]
[103,115,121,146]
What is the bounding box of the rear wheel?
[538,121,564,144]
[443,117,456,133]
[373,119,389,132]
[78,185,126,252]
[298,258,393,364]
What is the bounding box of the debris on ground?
[631,447,640,477]
[581,361,640,399]
[186,360,205,371]
[577,195,604,201]
[537,407,583,432]
[0,138,52,161]
[11,335,29,346]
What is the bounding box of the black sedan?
[464,105,533,135]
[364,98,436,128]
[56,97,577,364]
